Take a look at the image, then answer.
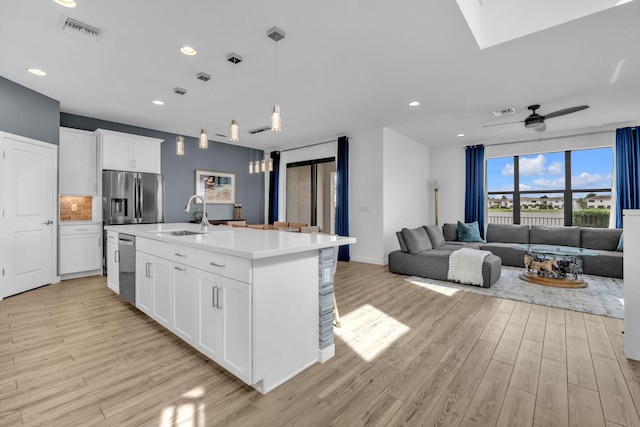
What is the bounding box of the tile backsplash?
[60,196,93,221]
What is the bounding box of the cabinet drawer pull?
[174,253,187,258]
[74,228,88,231]
[174,266,186,272]
[212,285,218,308]
[146,262,152,278]
[216,287,222,309]
[115,250,119,263]
[209,262,226,268]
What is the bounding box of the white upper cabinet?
[59,128,97,195]
[96,129,163,173]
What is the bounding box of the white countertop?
[104,222,356,260]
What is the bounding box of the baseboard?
[349,256,386,265]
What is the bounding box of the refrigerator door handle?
[135,175,142,222]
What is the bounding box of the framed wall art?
[194,170,236,204]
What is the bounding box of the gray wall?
[60,113,265,224]
[0,76,60,144]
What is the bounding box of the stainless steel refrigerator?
[103,170,164,225]
[103,170,164,272]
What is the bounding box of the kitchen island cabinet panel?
[172,263,198,344]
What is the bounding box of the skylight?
[456,0,635,49]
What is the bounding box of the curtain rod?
[280,136,349,153]
[484,129,615,147]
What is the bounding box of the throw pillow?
[617,233,624,252]
[425,225,446,248]
[457,221,483,242]
[401,227,432,254]
[396,231,409,253]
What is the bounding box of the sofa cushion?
[396,231,409,253]
[443,223,458,241]
[580,227,622,251]
[480,242,528,268]
[618,233,624,252]
[486,223,530,244]
[401,227,432,254]
[530,225,580,247]
[425,225,446,248]
[582,250,623,278]
[458,221,483,242]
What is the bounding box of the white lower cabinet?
[106,231,119,294]
[136,250,172,328]
[59,224,102,276]
[197,271,252,383]
[172,263,198,343]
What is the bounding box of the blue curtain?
[268,151,280,224]
[615,127,640,228]
[336,136,350,261]
[464,144,486,238]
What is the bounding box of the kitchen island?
[104,222,355,394]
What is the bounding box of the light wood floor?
[1,262,640,426]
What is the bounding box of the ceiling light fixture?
[227,53,242,142]
[27,68,47,76]
[409,101,420,107]
[268,27,285,133]
[196,72,211,149]
[53,0,76,8]
[180,46,197,56]
[457,133,465,137]
[152,100,164,106]
[174,87,187,155]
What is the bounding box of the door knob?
[42,220,53,225]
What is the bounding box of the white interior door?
[0,131,57,299]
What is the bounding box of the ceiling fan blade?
[543,105,589,120]
[482,120,524,128]
[534,123,547,132]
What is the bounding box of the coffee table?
[510,244,599,288]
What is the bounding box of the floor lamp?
[431,180,440,225]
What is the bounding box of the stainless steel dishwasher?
[118,234,136,305]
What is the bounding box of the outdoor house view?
[487,147,613,228]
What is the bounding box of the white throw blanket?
[447,248,491,286]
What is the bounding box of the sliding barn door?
[0,131,57,299]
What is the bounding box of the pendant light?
[268,27,285,133]
[174,87,187,156]
[196,72,211,149]
[199,128,208,149]
[248,149,254,174]
[227,53,242,142]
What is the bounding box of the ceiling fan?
[483,104,589,132]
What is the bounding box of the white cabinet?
[106,231,119,294]
[59,224,102,276]
[198,271,252,383]
[97,129,163,174]
[136,251,172,327]
[59,128,97,195]
[624,210,640,360]
[172,263,198,343]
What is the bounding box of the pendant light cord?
[274,42,278,104]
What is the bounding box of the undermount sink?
[157,230,206,236]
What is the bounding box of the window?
[487,147,613,228]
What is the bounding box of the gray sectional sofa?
[479,223,623,278]
[388,223,624,286]
[388,225,502,288]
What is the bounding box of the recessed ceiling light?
[152,100,164,106]
[180,46,197,56]
[53,0,76,7]
[408,101,420,107]
[457,133,465,137]
[27,68,47,76]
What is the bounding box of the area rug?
[406,266,624,318]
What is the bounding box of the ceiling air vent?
[248,126,272,135]
[492,108,516,117]
[60,15,103,42]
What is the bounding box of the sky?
[487,147,613,197]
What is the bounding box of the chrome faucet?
[184,195,209,231]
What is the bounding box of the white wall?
[430,143,467,225]
[349,128,384,264]
[382,127,430,261]
[430,130,616,226]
